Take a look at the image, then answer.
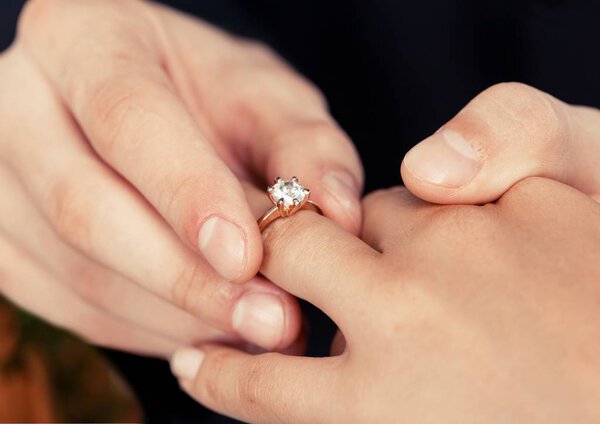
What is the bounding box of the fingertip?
[401,157,517,205]
[232,276,302,351]
[401,156,483,205]
[403,130,481,188]
[401,160,451,204]
[195,209,263,284]
[171,347,205,381]
[178,379,193,395]
[400,129,491,205]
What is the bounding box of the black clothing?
[1,1,599,422]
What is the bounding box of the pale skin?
[173,177,600,423]
[168,35,600,424]
[2,0,600,419]
[0,0,364,356]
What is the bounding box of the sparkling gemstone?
[270,178,306,208]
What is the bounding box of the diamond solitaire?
[269,177,307,209]
[258,176,322,231]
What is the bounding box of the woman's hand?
[402,82,600,204]
[0,0,362,356]
[172,177,600,423]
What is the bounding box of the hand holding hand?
[173,178,600,423]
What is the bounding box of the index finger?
[18,0,261,282]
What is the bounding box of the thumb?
[401,82,600,204]
[170,346,337,423]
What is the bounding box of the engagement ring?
[257,177,322,231]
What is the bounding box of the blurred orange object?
[0,298,141,423]
[0,302,55,422]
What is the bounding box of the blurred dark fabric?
[0,0,21,50]
[1,0,599,422]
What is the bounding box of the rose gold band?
[257,200,322,232]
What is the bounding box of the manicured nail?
[403,129,481,187]
[198,216,245,281]
[233,292,284,350]
[170,348,205,381]
[322,171,361,228]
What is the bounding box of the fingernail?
[322,171,361,228]
[198,216,245,281]
[170,348,205,381]
[233,292,284,350]
[403,129,481,187]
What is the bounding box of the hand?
[0,0,362,355]
[401,82,600,204]
[171,178,600,423]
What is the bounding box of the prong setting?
[277,199,287,216]
[258,176,323,231]
[267,177,309,216]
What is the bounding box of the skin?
[401,82,600,204]
[170,82,600,420]
[0,0,363,356]
[173,177,600,423]
[2,0,600,417]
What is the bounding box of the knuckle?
[68,264,113,310]
[169,257,240,323]
[169,261,233,317]
[46,179,93,251]
[151,170,241,249]
[66,262,96,297]
[237,356,275,413]
[18,0,61,35]
[170,262,205,313]
[81,75,164,156]
[201,350,237,405]
[20,0,148,40]
[153,172,208,238]
[266,121,352,173]
[478,82,569,157]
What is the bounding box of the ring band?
[257,177,323,232]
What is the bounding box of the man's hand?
[402,82,600,204]
[172,178,600,423]
[0,0,362,355]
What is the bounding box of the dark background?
[2,1,599,422]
